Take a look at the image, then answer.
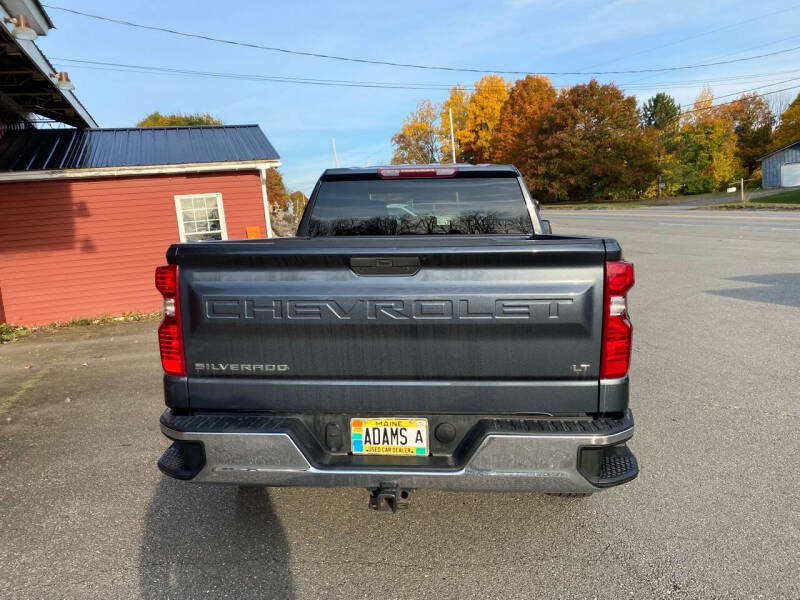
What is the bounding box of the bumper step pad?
[579,443,638,488]
[600,451,638,482]
[157,441,205,480]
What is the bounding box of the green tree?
[390,99,441,164]
[641,92,681,130]
[641,93,681,196]
[491,75,557,167]
[136,112,223,127]
[770,92,800,150]
[520,80,658,203]
[438,85,470,163]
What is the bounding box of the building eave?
[1,0,53,34]
[1,2,96,127]
[0,159,282,182]
[757,139,800,162]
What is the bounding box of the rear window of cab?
[307,177,533,236]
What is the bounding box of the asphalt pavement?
[1,208,798,599]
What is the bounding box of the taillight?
[155,264,186,376]
[377,167,457,178]
[601,260,634,379]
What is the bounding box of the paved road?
[1,210,798,599]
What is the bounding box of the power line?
[43,4,800,76]
[677,83,800,119]
[52,57,800,99]
[619,67,800,89]
[51,58,479,91]
[617,31,800,88]
[650,83,800,130]
[711,76,800,101]
[581,3,800,70]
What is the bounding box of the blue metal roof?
[0,125,280,172]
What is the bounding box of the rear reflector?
[155,265,185,376]
[158,321,185,375]
[378,167,457,178]
[601,260,634,379]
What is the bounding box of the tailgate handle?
[350,257,421,276]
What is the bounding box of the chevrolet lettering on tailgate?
[203,297,575,322]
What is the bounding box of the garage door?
[781,162,800,187]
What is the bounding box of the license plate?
[350,418,429,456]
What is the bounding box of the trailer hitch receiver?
[368,483,410,513]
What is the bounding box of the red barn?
[0,125,281,326]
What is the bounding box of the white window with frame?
[174,193,228,242]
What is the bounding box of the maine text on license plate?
[350,418,428,455]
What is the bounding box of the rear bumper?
[159,410,637,494]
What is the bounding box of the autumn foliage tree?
[685,88,717,127]
[136,112,223,127]
[390,99,441,164]
[771,92,800,150]
[389,76,778,202]
[266,168,290,209]
[718,93,775,175]
[439,85,470,163]
[491,75,556,167]
[289,190,309,216]
[457,75,510,163]
[519,80,657,202]
[671,88,740,193]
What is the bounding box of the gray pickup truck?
[155,164,637,511]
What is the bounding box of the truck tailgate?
[172,236,608,414]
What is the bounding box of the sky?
[31,0,800,194]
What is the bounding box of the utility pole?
[741,177,745,205]
[448,108,457,164]
[331,137,339,168]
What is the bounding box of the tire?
[546,493,593,498]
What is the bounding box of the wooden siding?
[0,171,266,326]
[761,143,800,188]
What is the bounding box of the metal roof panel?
[0,125,280,172]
